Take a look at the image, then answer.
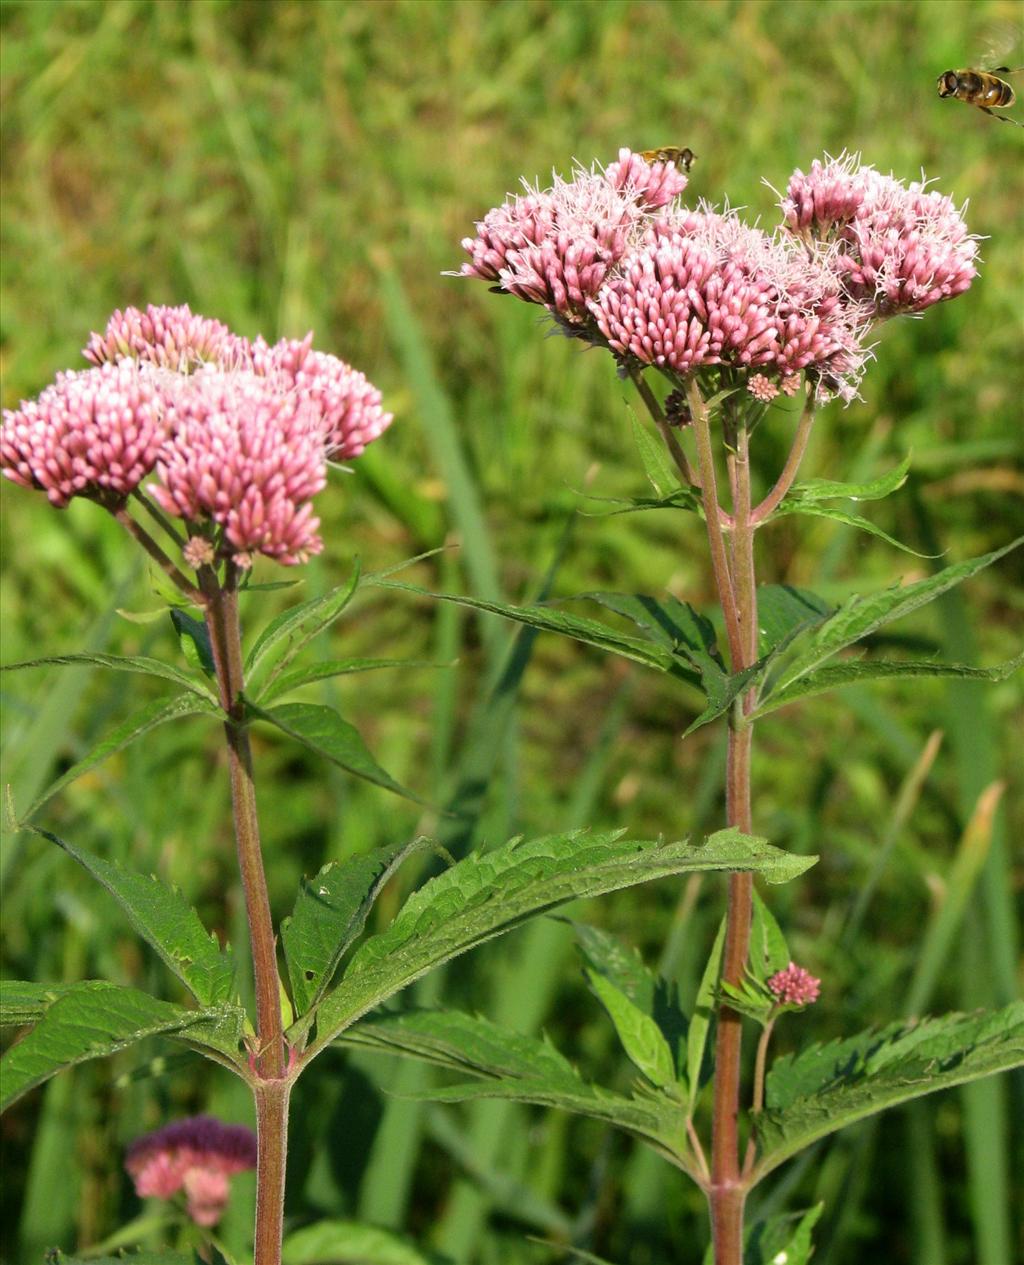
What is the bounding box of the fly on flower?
[640,145,696,172]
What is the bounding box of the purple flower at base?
[151,367,327,566]
[1,362,166,507]
[83,303,239,372]
[125,1114,257,1228]
[767,961,821,1008]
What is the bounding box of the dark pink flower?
[1,362,167,507]
[780,154,979,316]
[244,335,393,459]
[84,304,239,372]
[767,961,821,1007]
[151,367,327,565]
[125,1114,256,1227]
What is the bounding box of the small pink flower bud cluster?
[767,961,821,1007]
[781,153,979,316]
[125,1114,257,1227]
[459,150,687,325]
[84,303,239,372]
[152,367,327,566]
[0,361,166,507]
[2,305,393,565]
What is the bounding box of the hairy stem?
[707,411,758,1265]
[202,567,289,1264]
[750,394,815,525]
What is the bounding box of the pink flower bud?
[767,962,821,1007]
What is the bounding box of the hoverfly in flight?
[640,146,696,172]
[937,64,1023,125]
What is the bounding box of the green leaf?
[781,453,911,504]
[282,838,436,1020]
[283,1219,451,1264]
[742,1204,823,1265]
[756,585,832,658]
[370,580,677,674]
[630,413,680,500]
[311,829,812,1056]
[22,692,219,820]
[248,702,424,804]
[46,1253,208,1265]
[753,1003,1024,1178]
[687,917,726,1114]
[586,969,679,1091]
[338,1008,691,1173]
[749,889,790,981]
[578,487,702,517]
[769,537,1024,696]
[244,561,360,682]
[0,981,214,1111]
[774,501,935,556]
[257,657,445,706]
[26,825,235,1006]
[0,980,72,1027]
[576,592,723,674]
[0,652,215,701]
[170,609,216,678]
[754,652,1024,719]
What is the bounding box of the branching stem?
[750,394,816,525]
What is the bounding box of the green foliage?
[0,980,72,1027]
[0,650,216,701]
[282,1219,451,1264]
[170,609,217,679]
[753,1003,1024,1177]
[585,970,679,1094]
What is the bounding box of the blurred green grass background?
[1,1,1022,1262]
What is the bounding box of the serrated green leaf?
[587,969,679,1091]
[781,453,911,505]
[370,580,677,674]
[283,838,436,1020]
[245,561,360,683]
[749,889,790,980]
[756,585,833,658]
[248,702,424,804]
[0,982,214,1111]
[0,652,215,701]
[257,657,445,706]
[687,917,726,1114]
[754,652,1024,719]
[576,592,723,673]
[753,1003,1024,1178]
[631,414,680,500]
[25,825,235,1006]
[743,1204,823,1265]
[578,487,702,517]
[22,692,219,820]
[311,830,813,1057]
[338,1008,691,1172]
[283,1219,451,1264]
[0,980,73,1027]
[170,609,216,678]
[775,501,934,556]
[770,537,1024,695]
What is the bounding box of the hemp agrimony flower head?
[1,305,393,569]
[767,961,821,1008]
[125,1115,257,1227]
[458,149,978,404]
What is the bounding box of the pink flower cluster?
[781,153,979,316]
[459,149,977,402]
[767,961,821,1007]
[125,1114,257,1227]
[459,149,687,325]
[2,305,393,565]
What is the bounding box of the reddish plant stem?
[743,1016,776,1177]
[750,394,815,525]
[202,566,289,1265]
[110,504,202,603]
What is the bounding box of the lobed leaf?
[282,838,437,1020]
[752,1003,1024,1177]
[309,829,813,1055]
[0,981,217,1111]
[768,537,1024,696]
[22,692,219,821]
[27,826,235,1007]
[0,980,73,1027]
[339,1008,691,1172]
[0,651,215,701]
[753,652,1024,719]
[256,657,445,706]
[244,561,361,683]
[248,701,424,804]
